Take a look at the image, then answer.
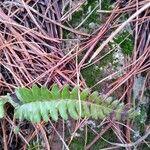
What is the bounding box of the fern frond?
[0,100,5,118]
[0,96,8,118]
[6,84,136,123]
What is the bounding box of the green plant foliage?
[0,100,5,118]
[66,0,101,33]
[0,84,134,123]
[70,129,117,150]
[0,84,136,123]
[102,0,112,10]
[113,31,134,55]
[0,96,8,118]
[27,140,42,150]
[81,51,114,89]
[134,104,148,135]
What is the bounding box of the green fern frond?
[0,84,137,123]
[5,84,135,123]
[0,96,8,118]
[0,100,5,118]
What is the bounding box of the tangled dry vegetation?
[0,0,150,149]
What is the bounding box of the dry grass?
[0,0,150,149]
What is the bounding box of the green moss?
[82,0,101,24]
[63,0,114,37]
[69,10,83,26]
[63,29,71,39]
[137,144,150,150]
[134,104,148,134]
[113,31,134,56]
[87,129,117,149]
[27,140,42,150]
[102,0,112,10]
[67,0,101,32]
[81,51,114,90]
[81,64,100,87]
[70,128,117,150]
[69,136,84,150]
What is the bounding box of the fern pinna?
[0,84,135,123]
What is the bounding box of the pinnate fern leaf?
[6,84,136,123]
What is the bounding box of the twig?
[49,120,70,150]
[1,120,8,150]
[38,124,50,150]
[104,128,150,148]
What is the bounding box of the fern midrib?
[18,99,116,113]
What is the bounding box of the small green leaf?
[16,87,32,103]
[75,102,83,117]
[82,102,90,117]
[80,89,90,101]
[97,109,105,119]
[0,101,5,118]
[40,86,52,100]
[48,101,58,121]
[102,107,111,115]
[90,104,98,119]
[117,103,124,110]
[67,101,79,120]
[51,84,60,99]
[95,96,102,104]
[106,97,113,104]
[31,113,41,123]
[58,101,68,120]
[31,85,41,101]
[40,102,49,122]
[30,106,41,123]
[70,86,78,100]
[15,106,24,121]
[61,85,70,99]
[89,91,99,102]
[111,100,119,108]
